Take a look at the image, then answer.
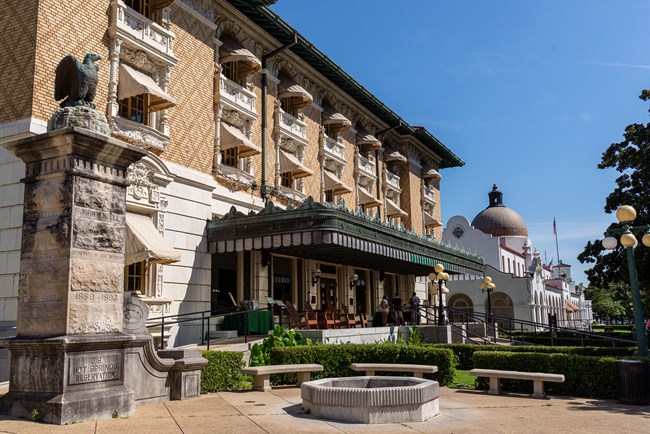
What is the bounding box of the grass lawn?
[449,369,477,389]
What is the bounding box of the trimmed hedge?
[472,351,620,399]
[514,336,635,347]
[201,350,245,393]
[433,344,636,370]
[270,343,456,386]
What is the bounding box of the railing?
[220,76,257,115]
[423,186,435,204]
[358,155,376,178]
[147,307,273,351]
[386,171,401,191]
[111,0,175,59]
[279,110,307,142]
[324,135,346,163]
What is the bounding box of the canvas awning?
[220,122,261,157]
[424,211,442,228]
[357,129,381,152]
[358,187,382,208]
[322,106,351,132]
[384,148,407,165]
[422,166,442,180]
[152,0,175,11]
[386,198,408,217]
[279,149,313,178]
[125,213,181,265]
[118,63,176,112]
[323,170,352,195]
[278,74,313,109]
[565,299,580,313]
[219,35,261,77]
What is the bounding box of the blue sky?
[270,1,650,286]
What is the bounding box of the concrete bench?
[241,364,324,392]
[350,363,438,378]
[470,369,565,399]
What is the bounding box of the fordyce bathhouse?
[0,0,483,348]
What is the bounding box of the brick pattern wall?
[0,1,40,124]
[31,0,109,123]
[161,5,216,175]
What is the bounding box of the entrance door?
[319,278,337,309]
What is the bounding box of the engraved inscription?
[74,292,120,302]
[69,353,121,385]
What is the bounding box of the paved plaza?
[0,383,648,433]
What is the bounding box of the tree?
[585,282,630,322]
[578,90,650,312]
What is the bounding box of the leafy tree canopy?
[579,90,650,312]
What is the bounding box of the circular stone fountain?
[301,376,440,424]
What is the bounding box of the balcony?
[423,186,436,204]
[110,0,176,66]
[279,110,308,144]
[220,76,257,119]
[358,155,376,179]
[324,136,346,164]
[386,171,401,192]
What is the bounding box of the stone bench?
[470,369,565,399]
[350,363,438,378]
[241,364,324,392]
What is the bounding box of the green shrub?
[433,344,636,370]
[201,350,245,392]
[471,351,621,399]
[270,343,455,386]
[249,325,310,367]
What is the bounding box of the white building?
[442,185,592,330]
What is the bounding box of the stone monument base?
[0,334,135,425]
[48,106,110,135]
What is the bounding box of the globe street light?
[429,264,449,326]
[602,205,650,357]
[480,276,497,342]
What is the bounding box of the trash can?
[617,360,650,405]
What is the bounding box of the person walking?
[379,295,389,326]
[409,291,421,325]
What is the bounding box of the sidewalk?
[0,384,649,433]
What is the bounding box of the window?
[325,189,334,203]
[221,147,239,168]
[325,123,338,139]
[281,171,294,188]
[222,61,246,86]
[280,98,298,117]
[125,0,152,18]
[125,260,146,293]
[119,94,148,125]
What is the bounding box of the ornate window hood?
[207,197,484,276]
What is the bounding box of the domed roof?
[471,185,528,237]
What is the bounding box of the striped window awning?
[118,63,176,112]
[278,73,313,109]
[280,150,313,178]
[358,187,382,208]
[323,170,352,195]
[219,34,261,77]
[125,213,181,265]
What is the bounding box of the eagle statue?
[54,52,102,109]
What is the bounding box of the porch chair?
[339,305,357,328]
[303,303,320,329]
[283,301,307,330]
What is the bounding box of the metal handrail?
[146,308,270,351]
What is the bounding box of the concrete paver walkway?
[0,385,649,433]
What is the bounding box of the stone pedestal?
[0,127,146,424]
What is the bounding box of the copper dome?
[471,185,528,237]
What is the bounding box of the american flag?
[553,218,557,235]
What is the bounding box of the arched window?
[448,293,474,323]
[491,292,514,330]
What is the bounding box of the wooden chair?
[357,312,368,328]
[327,303,346,328]
[303,303,320,329]
[283,301,306,330]
[339,305,357,328]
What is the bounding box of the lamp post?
[480,276,496,342]
[602,205,650,357]
[428,264,449,326]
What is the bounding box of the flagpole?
[553,218,561,265]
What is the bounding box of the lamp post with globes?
[601,205,650,357]
[480,276,496,342]
[428,264,449,326]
